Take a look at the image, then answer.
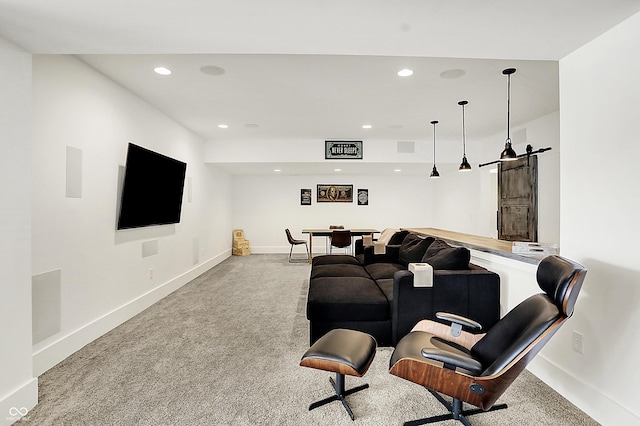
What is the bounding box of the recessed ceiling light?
[334,169,342,172]
[362,124,372,129]
[274,169,281,172]
[218,124,228,129]
[200,65,226,76]
[154,67,172,75]
[440,69,466,79]
[397,69,414,77]
[394,169,402,172]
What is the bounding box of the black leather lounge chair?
[389,255,587,426]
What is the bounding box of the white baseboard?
[250,246,327,255]
[32,250,231,376]
[528,355,639,425]
[1,378,37,426]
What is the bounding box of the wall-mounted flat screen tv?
[117,143,187,230]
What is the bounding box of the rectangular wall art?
[325,141,363,159]
[300,188,312,205]
[317,184,353,202]
[357,189,368,205]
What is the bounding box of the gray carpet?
[21,254,599,425]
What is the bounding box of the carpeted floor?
[20,254,599,425]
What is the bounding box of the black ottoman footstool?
[300,328,377,420]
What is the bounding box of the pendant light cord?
[462,103,467,156]
[506,72,511,143]
[432,122,437,165]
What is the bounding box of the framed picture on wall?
[317,184,353,202]
[325,141,363,159]
[300,188,312,205]
[357,189,368,205]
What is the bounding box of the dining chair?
[329,230,352,255]
[327,225,344,252]
[285,228,309,262]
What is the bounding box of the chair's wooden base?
[404,390,507,426]
[308,373,369,421]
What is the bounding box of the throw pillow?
[377,228,400,245]
[388,230,409,245]
[398,235,435,266]
[422,241,471,270]
[424,239,452,258]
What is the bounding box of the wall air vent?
[397,141,415,153]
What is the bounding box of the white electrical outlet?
[149,268,153,280]
[572,330,584,354]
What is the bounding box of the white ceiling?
[2,0,639,174]
[75,54,558,142]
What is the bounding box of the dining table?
[301,228,379,263]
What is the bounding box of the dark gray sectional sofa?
[306,231,501,346]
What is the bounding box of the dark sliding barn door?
[498,156,538,241]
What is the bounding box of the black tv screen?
[117,143,187,230]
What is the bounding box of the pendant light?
[458,100,472,171]
[500,68,518,161]
[430,120,440,178]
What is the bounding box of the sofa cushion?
[375,278,394,303]
[307,277,389,321]
[365,263,405,280]
[312,255,361,267]
[422,239,471,270]
[310,264,371,279]
[398,235,435,266]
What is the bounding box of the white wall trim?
[528,355,639,425]
[32,250,231,376]
[0,378,38,426]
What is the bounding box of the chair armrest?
[411,319,484,350]
[436,312,482,329]
[435,311,482,338]
[420,340,483,374]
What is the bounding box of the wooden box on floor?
[232,229,251,256]
[233,247,251,256]
[233,239,250,249]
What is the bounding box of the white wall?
[231,174,435,253]
[536,11,640,425]
[227,111,560,253]
[30,55,233,375]
[0,37,38,426]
